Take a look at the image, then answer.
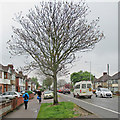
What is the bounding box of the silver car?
[0,91,22,99]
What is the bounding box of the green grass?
[37,102,79,119]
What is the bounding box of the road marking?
[60,93,120,115]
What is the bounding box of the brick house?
[0,64,16,93]
[15,71,25,92]
[110,72,120,94]
[94,72,111,89]
[27,78,32,91]
[31,81,37,91]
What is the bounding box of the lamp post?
[85,61,91,81]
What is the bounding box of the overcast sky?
[0,0,118,83]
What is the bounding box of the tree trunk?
[53,72,58,105]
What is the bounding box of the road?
[58,92,119,119]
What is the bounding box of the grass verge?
[37,101,80,119]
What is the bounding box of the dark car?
[63,89,70,94]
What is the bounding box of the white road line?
[60,93,120,115]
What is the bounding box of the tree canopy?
[8,1,104,104]
[70,70,94,84]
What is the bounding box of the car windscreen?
[44,91,52,94]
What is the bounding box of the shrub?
[27,91,33,94]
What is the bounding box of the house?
[110,72,120,94]
[94,72,111,89]
[16,71,25,92]
[0,64,16,93]
[27,78,32,91]
[31,81,36,91]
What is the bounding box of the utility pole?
[107,64,109,89]
[90,61,91,81]
[85,61,91,81]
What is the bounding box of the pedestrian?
[37,89,42,103]
[22,90,29,110]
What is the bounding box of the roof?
[97,74,111,82]
[111,72,120,80]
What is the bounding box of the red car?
[58,89,63,93]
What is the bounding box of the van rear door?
[81,84,87,94]
[87,83,92,94]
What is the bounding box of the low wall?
[0,94,34,118]
[0,95,24,118]
[0,99,11,118]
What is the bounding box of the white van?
[73,81,93,98]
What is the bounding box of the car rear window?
[82,84,86,89]
[87,84,91,88]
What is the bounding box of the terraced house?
[0,64,16,94]
[16,71,26,92]
[109,72,120,94]
[0,63,36,94]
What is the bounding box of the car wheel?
[96,94,97,97]
[88,96,91,99]
[101,94,103,98]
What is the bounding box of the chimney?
[8,64,13,70]
[103,72,107,76]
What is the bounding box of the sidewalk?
[3,94,67,119]
[3,95,41,118]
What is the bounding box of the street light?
[85,61,91,81]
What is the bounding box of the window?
[4,85,7,92]
[87,84,91,88]
[4,72,8,79]
[82,84,86,89]
[75,85,80,89]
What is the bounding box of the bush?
[27,91,33,94]
[115,91,120,94]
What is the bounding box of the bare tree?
[7,1,104,105]
[57,79,67,88]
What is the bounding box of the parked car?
[58,89,64,93]
[0,91,22,99]
[95,88,112,98]
[63,89,71,94]
[43,91,53,99]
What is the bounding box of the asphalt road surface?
[58,92,120,118]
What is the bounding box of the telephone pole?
[107,64,109,89]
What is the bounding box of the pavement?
[3,95,41,119]
[2,94,67,119]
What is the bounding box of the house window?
[113,80,118,84]
[4,72,8,79]
[4,85,7,92]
